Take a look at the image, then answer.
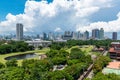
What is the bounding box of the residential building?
[72,32,78,40]
[109,42,120,59]
[16,23,23,40]
[112,32,117,40]
[63,31,72,40]
[99,28,104,40]
[92,29,100,39]
[83,30,89,40]
[43,32,48,40]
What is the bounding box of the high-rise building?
[72,32,77,40]
[63,31,72,40]
[112,32,117,40]
[48,32,54,40]
[99,28,104,40]
[84,31,89,40]
[16,23,23,40]
[92,29,100,39]
[43,32,48,40]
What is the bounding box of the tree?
[65,63,87,79]
[38,46,43,50]
[6,58,18,67]
[67,59,80,66]
[41,71,74,80]
[28,45,34,50]
[46,49,58,58]
[52,57,67,65]
[70,48,85,59]
[93,56,111,74]
[0,62,5,68]
[1,67,24,80]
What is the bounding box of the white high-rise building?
[16,23,23,40]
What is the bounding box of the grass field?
[0,45,100,66]
[0,48,50,66]
[66,45,94,55]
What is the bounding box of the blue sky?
[0,0,53,21]
[0,0,119,22]
[0,0,25,21]
[90,1,120,22]
[0,0,120,39]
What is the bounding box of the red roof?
[107,62,120,69]
[109,47,115,53]
[98,48,104,51]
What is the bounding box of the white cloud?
[0,0,116,34]
[77,12,120,32]
[54,27,62,32]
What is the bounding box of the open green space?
[0,48,50,66]
[66,45,94,55]
[0,45,99,66]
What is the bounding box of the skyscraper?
[16,23,23,40]
[72,32,77,40]
[92,29,100,39]
[99,28,104,40]
[48,32,54,40]
[112,32,117,40]
[43,32,48,40]
[84,30,89,40]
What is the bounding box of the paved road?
[103,51,108,56]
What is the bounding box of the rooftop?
[102,62,120,75]
[109,47,115,53]
[103,68,120,75]
[107,62,120,69]
[111,42,120,44]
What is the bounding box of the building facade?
[16,23,23,40]
[99,28,104,40]
[112,32,117,40]
[83,30,89,40]
[25,40,52,48]
[109,42,120,59]
[92,29,100,39]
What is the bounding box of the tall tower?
[43,32,48,40]
[99,28,104,40]
[84,30,89,40]
[112,32,117,40]
[16,23,23,40]
[92,29,100,39]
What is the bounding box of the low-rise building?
[109,42,120,59]
[25,40,52,48]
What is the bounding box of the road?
[78,50,108,80]
[103,51,108,56]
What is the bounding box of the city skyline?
[0,0,120,38]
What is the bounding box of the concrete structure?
[107,62,120,69]
[48,32,55,40]
[109,42,120,59]
[92,29,100,39]
[63,31,72,40]
[53,40,67,43]
[99,28,104,40]
[39,54,47,60]
[25,40,52,48]
[16,23,23,40]
[72,32,78,40]
[112,32,117,40]
[83,30,89,40]
[43,32,48,40]
[102,62,120,75]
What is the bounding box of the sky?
[0,0,120,38]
